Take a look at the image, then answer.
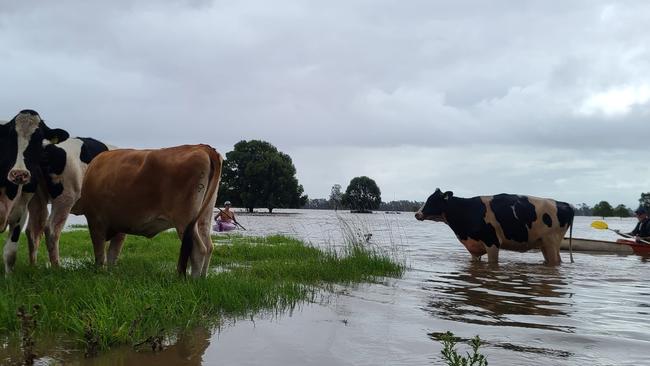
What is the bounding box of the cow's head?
[415,188,453,222]
[0,110,69,230]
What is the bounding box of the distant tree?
[574,203,592,216]
[218,140,308,213]
[613,204,631,217]
[303,198,331,210]
[639,192,650,211]
[342,176,381,213]
[592,201,614,217]
[329,184,343,211]
[379,200,424,212]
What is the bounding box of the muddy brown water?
[2,211,649,365]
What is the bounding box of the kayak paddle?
[591,220,650,245]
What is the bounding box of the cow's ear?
[443,191,453,200]
[40,121,69,144]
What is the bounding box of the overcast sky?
[1,1,649,207]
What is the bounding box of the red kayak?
[616,239,650,255]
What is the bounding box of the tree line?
[216,139,650,215]
[216,140,406,213]
[575,193,650,217]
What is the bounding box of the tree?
[639,192,650,211]
[613,204,631,217]
[303,198,331,209]
[592,201,614,217]
[342,176,381,213]
[218,140,308,213]
[380,200,424,212]
[329,184,343,211]
[574,203,592,216]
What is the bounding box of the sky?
[1,0,649,208]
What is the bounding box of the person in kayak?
[617,207,650,242]
[215,201,237,232]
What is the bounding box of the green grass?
[0,230,403,352]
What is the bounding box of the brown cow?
[73,144,223,277]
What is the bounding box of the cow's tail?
[569,213,574,264]
[177,146,223,276]
[178,221,196,276]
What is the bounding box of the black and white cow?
[28,136,113,268]
[415,189,574,265]
[1,110,111,273]
[1,110,69,273]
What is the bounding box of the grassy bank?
[0,230,403,353]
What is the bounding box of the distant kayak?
[213,220,237,232]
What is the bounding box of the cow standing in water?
[74,145,222,278]
[415,189,574,265]
[1,110,111,273]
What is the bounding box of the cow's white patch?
[511,205,519,220]
[11,113,41,174]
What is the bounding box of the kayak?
[560,237,650,255]
[615,239,650,255]
[213,220,237,232]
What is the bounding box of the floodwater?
[4,210,650,365]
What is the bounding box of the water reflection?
[60,327,212,366]
[423,262,574,332]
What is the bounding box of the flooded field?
[4,210,650,365]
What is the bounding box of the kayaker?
[215,201,236,231]
[617,207,650,242]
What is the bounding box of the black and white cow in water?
[415,189,574,265]
[0,110,111,273]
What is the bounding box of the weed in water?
[437,331,488,366]
[83,321,100,358]
[16,304,40,365]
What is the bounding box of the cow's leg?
[107,233,126,266]
[197,209,214,277]
[3,211,27,274]
[87,220,107,266]
[485,244,499,264]
[175,224,202,277]
[44,196,75,267]
[3,192,32,274]
[540,238,561,266]
[190,225,207,278]
[26,194,48,265]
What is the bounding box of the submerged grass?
[0,230,403,353]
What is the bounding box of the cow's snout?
[415,211,424,221]
[8,169,31,185]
